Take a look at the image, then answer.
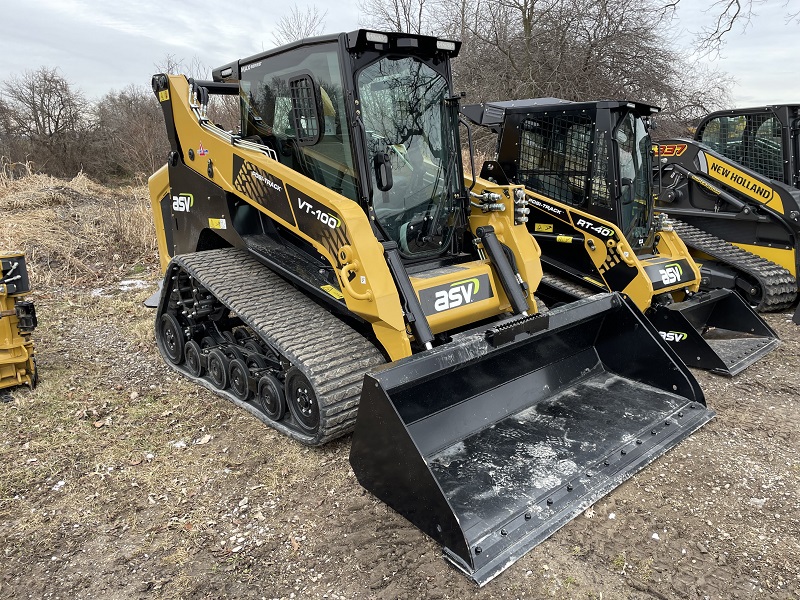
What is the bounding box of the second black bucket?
[350,293,714,585]
[648,287,779,376]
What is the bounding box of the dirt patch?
[1,177,799,599]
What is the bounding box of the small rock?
[749,497,767,509]
[130,391,139,400]
[697,542,708,553]
[652,533,660,541]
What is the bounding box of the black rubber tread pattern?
[671,219,797,312]
[539,272,595,300]
[169,247,385,446]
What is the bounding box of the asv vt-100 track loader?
[148,31,713,584]
[655,104,800,321]
[462,98,779,375]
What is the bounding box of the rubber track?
[671,219,797,312]
[539,272,595,300]
[170,248,385,446]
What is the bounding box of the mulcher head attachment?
[350,293,714,585]
[648,288,779,376]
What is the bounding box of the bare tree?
[361,0,731,134]
[271,5,328,45]
[154,54,209,79]
[93,85,168,179]
[358,0,434,34]
[1,67,92,175]
[660,0,800,53]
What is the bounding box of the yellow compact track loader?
[654,104,800,322]
[1,253,37,391]
[462,98,779,376]
[148,32,713,584]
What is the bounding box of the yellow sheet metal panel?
[703,153,785,214]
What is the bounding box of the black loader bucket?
[350,293,714,585]
[648,288,779,376]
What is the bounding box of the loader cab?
[464,99,658,250]
[695,105,800,187]
[217,30,466,263]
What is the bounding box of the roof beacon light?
[436,40,456,51]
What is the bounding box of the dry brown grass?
[0,157,35,184]
[1,170,158,286]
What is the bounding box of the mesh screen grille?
[518,113,594,205]
[700,114,785,183]
[289,76,320,145]
[748,114,784,183]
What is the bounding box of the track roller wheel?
[207,348,229,389]
[159,313,185,364]
[226,344,245,362]
[257,374,286,421]
[285,368,320,434]
[184,340,203,377]
[229,358,251,401]
[247,353,268,370]
[243,340,262,355]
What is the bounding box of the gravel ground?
[1,280,797,600]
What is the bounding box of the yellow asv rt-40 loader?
[1,253,37,391]
[148,31,713,584]
[462,98,779,376]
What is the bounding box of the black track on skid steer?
[154,247,385,445]
[671,219,797,312]
[351,292,715,585]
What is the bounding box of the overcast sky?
[0,0,797,106]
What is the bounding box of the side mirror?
[374,152,394,193]
[288,74,324,146]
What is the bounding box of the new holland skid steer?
[462,98,779,375]
[655,104,800,322]
[1,253,37,391]
[148,31,714,584]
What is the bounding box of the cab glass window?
[239,45,358,200]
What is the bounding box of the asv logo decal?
[659,330,688,343]
[659,262,683,286]
[434,278,481,312]
[419,273,493,315]
[576,218,614,238]
[172,193,194,212]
